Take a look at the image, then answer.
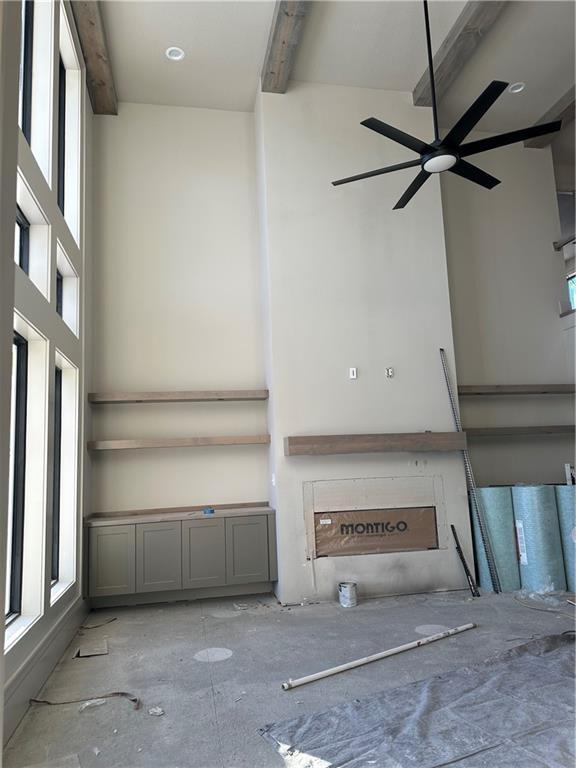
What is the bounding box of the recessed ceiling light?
[165,46,185,62]
[508,82,525,94]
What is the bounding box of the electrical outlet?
[349,367,357,380]
[385,367,394,378]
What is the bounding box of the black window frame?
[56,270,64,316]
[19,0,34,143]
[57,56,66,214]
[7,332,28,622]
[16,206,30,275]
[51,366,62,583]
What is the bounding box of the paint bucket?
[338,582,357,608]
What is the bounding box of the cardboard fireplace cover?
[314,507,438,557]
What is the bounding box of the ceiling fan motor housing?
[422,149,459,173]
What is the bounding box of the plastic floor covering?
[260,634,575,768]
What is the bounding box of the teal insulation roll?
[555,485,576,592]
[512,485,567,593]
[472,487,520,593]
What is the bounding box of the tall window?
[6,333,28,621]
[18,0,34,143]
[14,207,30,274]
[57,57,66,214]
[7,2,85,652]
[51,366,62,582]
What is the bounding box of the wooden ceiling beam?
[413,1,508,108]
[524,87,575,148]
[71,1,117,115]
[261,0,310,94]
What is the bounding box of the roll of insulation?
[473,487,520,593]
[512,485,566,593]
[555,485,576,592]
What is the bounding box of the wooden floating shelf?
[458,384,575,396]
[88,435,271,451]
[88,389,269,404]
[466,425,573,438]
[284,432,466,457]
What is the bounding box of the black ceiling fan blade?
[449,160,500,189]
[459,120,562,157]
[393,170,431,209]
[332,159,422,187]
[443,81,508,147]
[361,118,434,156]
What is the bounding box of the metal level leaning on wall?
[439,348,501,593]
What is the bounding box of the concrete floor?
[4,591,574,768]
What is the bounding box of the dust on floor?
[4,591,574,768]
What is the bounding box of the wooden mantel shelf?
[88,389,269,404]
[284,432,466,457]
[88,435,270,451]
[458,384,574,396]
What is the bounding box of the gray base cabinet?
[182,518,226,589]
[89,525,136,597]
[88,512,276,600]
[225,516,269,584]
[136,522,182,593]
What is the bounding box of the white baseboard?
[3,597,88,743]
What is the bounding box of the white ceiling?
[438,1,575,132]
[293,1,574,135]
[100,0,575,145]
[100,1,275,112]
[293,1,466,93]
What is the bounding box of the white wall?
[256,82,471,605]
[441,139,575,486]
[92,103,268,512]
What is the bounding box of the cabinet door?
[225,516,269,585]
[136,522,182,593]
[89,525,136,597]
[182,518,226,589]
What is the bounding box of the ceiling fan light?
[423,154,458,173]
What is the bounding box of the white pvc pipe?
[281,622,476,691]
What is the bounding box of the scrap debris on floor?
[4,592,575,768]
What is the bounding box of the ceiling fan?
[332,0,562,209]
